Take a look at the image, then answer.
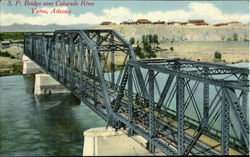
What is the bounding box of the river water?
[0,75,106,156]
[0,62,249,155]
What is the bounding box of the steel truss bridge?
[24,29,249,155]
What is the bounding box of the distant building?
[180,22,188,26]
[213,23,228,27]
[100,21,112,25]
[153,21,165,25]
[120,21,137,25]
[167,22,180,26]
[136,19,152,24]
[188,20,209,26]
[228,21,242,26]
[1,41,10,49]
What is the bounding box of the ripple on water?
[0,75,106,156]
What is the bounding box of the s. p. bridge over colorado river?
[2,29,249,156]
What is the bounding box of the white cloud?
[0,2,249,26]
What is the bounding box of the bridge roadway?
[23,30,249,155]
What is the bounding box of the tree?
[142,35,147,44]
[232,33,238,41]
[214,51,222,60]
[129,37,135,44]
[153,34,159,44]
[135,45,144,59]
[149,34,153,43]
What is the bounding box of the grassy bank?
[0,45,23,76]
[0,32,25,43]
[0,62,23,76]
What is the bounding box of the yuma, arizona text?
[31,8,72,14]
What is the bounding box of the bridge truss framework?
[24,29,249,155]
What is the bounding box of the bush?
[153,34,159,44]
[135,45,145,59]
[170,47,174,51]
[232,33,238,41]
[214,51,222,60]
[142,35,147,44]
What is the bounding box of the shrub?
[214,51,222,60]
[142,35,147,44]
[170,47,174,51]
[153,34,159,44]
[135,45,145,59]
[232,33,238,41]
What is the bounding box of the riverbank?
[0,45,23,76]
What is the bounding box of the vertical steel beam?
[31,36,34,59]
[221,88,230,155]
[203,83,209,130]
[36,38,39,62]
[111,33,115,89]
[39,38,42,63]
[148,69,155,153]
[49,39,53,72]
[88,49,91,77]
[61,34,66,83]
[79,37,84,96]
[241,74,249,120]
[128,65,134,136]
[241,74,249,148]
[203,67,209,130]
[94,62,97,107]
[69,35,74,89]
[43,37,48,70]
[37,38,39,62]
[55,35,59,79]
[177,76,185,155]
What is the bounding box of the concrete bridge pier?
[34,73,70,95]
[83,127,165,156]
[22,55,70,95]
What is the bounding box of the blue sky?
[0,0,249,25]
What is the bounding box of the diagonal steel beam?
[224,88,249,148]
[156,75,174,110]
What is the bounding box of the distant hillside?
[89,25,249,41]
[0,23,94,32]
